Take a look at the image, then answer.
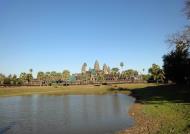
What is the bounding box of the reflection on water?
[0,94,135,134]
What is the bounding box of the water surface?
[0,94,135,134]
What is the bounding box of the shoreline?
[117,103,161,134]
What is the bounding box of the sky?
[0,0,189,77]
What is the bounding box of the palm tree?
[0,73,5,84]
[149,64,165,84]
[37,72,45,86]
[62,70,70,80]
[29,69,33,74]
[45,72,51,85]
[120,62,124,78]
[111,68,119,80]
[142,68,145,74]
[124,69,138,81]
[50,71,57,82]
[120,62,124,72]
[26,74,33,84]
[19,72,27,84]
[62,70,70,86]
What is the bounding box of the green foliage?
[110,68,120,79]
[142,74,151,81]
[120,62,124,68]
[0,73,5,84]
[3,78,11,85]
[29,69,33,74]
[37,72,45,81]
[163,28,190,84]
[19,72,27,82]
[123,69,138,78]
[131,85,190,134]
[148,64,165,83]
[1,74,22,86]
[19,69,33,83]
[62,70,70,81]
[111,68,119,74]
[26,73,33,82]
[50,71,57,81]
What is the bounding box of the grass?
[143,103,190,134]
[0,83,190,133]
[0,83,155,97]
[129,84,190,134]
[0,85,109,96]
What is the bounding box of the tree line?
[0,59,166,86]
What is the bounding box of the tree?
[19,72,27,83]
[103,64,108,74]
[148,64,165,83]
[50,71,57,82]
[56,73,62,81]
[45,72,51,84]
[163,27,190,84]
[62,70,70,86]
[111,68,120,80]
[26,73,33,83]
[24,69,33,84]
[163,43,189,84]
[94,60,100,72]
[37,71,45,86]
[123,69,138,79]
[37,72,44,80]
[97,72,104,82]
[12,74,17,85]
[142,68,145,73]
[62,70,70,81]
[29,69,33,74]
[3,78,11,85]
[111,67,119,73]
[81,63,87,74]
[167,28,190,51]
[123,69,138,82]
[120,62,124,73]
[0,73,5,84]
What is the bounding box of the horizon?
[0,0,189,77]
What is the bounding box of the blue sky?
[0,0,189,77]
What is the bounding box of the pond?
[0,94,135,134]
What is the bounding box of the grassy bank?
[0,83,156,97]
[0,83,189,133]
[0,85,112,96]
[121,84,190,134]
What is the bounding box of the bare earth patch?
[118,103,161,134]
